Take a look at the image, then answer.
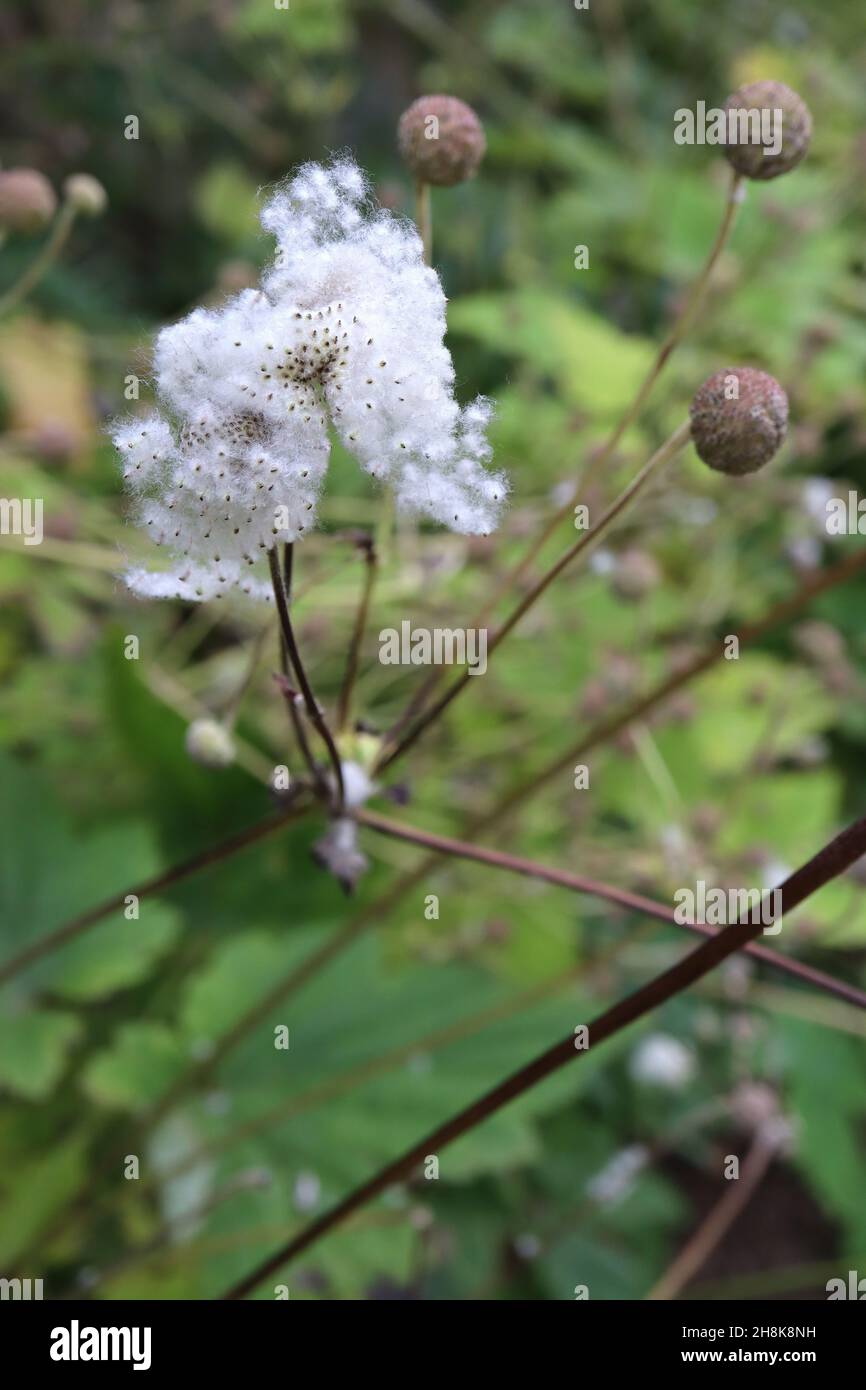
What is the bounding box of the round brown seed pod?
[397,95,486,187]
[689,368,788,475]
[722,80,812,180]
[0,168,57,234]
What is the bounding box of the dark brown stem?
[274,546,322,789]
[376,421,692,773]
[24,545,859,1065]
[474,1094,732,1299]
[122,867,421,1152]
[337,537,377,732]
[100,545,866,1127]
[371,547,866,839]
[274,666,322,793]
[646,1131,777,1300]
[482,544,866,827]
[89,943,629,1217]
[23,549,866,1271]
[18,869,440,1273]
[356,809,866,1010]
[79,1172,268,1296]
[139,894,391,1133]
[0,796,311,989]
[268,546,344,809]
[222,808,866,1299]
[381,171,744,749]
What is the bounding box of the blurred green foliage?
[1,0,866,1300]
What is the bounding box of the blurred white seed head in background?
[629,1033,696,1089]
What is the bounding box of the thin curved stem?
[10,545,862,1019]
[90,939,634,1214]
[268,546,344,809]
[222,808,866,1298]
[285,542,866,1010]
[481,544,866,829]
[337,537,377,732]
[45,789,866,1280]
[382,168,744,747]
[20,548,866,1272]
[0,199,78,316]
[222,623,271,731]
[0,796,311,988]
[16,868,423,1271]
[646,1130,778,1300]
[274,543,323,790]
[375,419,691,773]
[356,809,866,1010]
[142,661,277,785]
[503,169,744,578]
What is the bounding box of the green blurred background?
[1,0,866,1301]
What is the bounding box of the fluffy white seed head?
[114,157,506,603]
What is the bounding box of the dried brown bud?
[0,168,57,234]
[690,368,788,475]
[722,80,812,181]
[398,95,486,187]
[792,620,846,667]
[612,547,661,601]
[63,172,108,217]
[730,1081,780,1133]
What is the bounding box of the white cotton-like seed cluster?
[628,1033,696,1090]
[113,156,507,603]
